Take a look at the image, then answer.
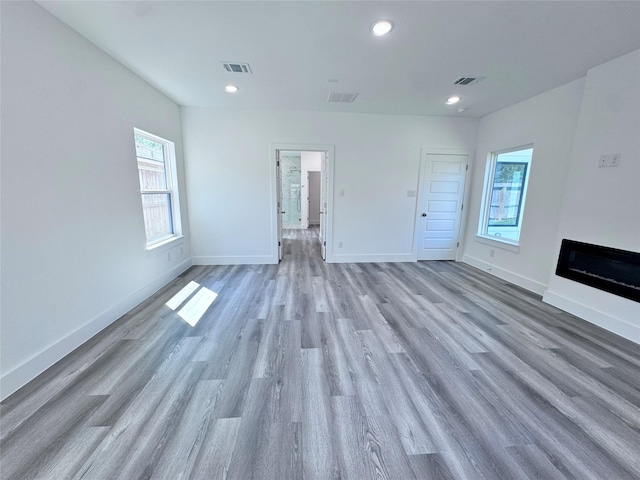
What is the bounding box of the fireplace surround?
[556,239,640,303]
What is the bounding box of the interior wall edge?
[543,290,640,345]
[462,254,547,296]
[191,255,277,266]
[327,253,417,264]
[0,259,193,401]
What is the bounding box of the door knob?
[421,213,427,217]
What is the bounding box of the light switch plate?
[599,153,622,167]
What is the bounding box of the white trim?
[474,234,520,252]
[543,290,640,345]
[283,224,304,230]
[463,254,547,295]
[145,235,185,255]
[328,253,416,264]
[134,128,183,245]
[192,255,276,265]
[270,143,335,262]
[0,259,193,401]
[301,170,309,230]
[477,144,533,245]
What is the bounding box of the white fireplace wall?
[543,49,640,344]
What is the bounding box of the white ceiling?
[38,1,640,118]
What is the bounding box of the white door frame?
[271,143,335,263]
[301,171,309,230]
[413,147,474,262]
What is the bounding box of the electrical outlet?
[489,249,495,258]
[338,241,343,248]
[599,153,622,167]
[167,252,171,262]
[180,246,184,255]
[611,153,621,167]
[407,190,417,197]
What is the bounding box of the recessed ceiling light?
[457,107,467,113]
[372,20,393,36]
[446,96,461,105]
[225,85,239,93]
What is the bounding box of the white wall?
[182,108,478,264]
[301,151,322,172]
[544,50,640,343]
[0,1,191,399]
[462,79,585,294]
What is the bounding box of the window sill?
[475,234,520,253]
[145,235,184,256]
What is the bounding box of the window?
[134,129,181,247]
[478,146,533,245]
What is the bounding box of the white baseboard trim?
[327,253,416,263]
[192,255,277,265]
[462,255,547,295]
[0,259,193,401]
[283,224,303,230]
[542,290,640,345]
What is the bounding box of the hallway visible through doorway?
[275,146,330,261]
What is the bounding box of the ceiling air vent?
[453,76,485,86]
[327,92,359,103]
[221,62,252,73]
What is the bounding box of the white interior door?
[276,152,284,261]
[320,154,327,260]
[417,153,468,260]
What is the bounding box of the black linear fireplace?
[556,239,640,303]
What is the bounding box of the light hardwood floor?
[2,228,640,479]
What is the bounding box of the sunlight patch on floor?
[165,281,200,310]
[177,287,218,326]
[166,281,218,326]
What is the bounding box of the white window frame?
[134,128,182,250]
[477,144,533,249]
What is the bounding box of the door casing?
[271,144,334,263]
[414,148,474,262]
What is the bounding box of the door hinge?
[323,241,326,246]
[279,241,281,246]
[457,242,459,248]
[277,160,280,167]
[461,204,464,211]
[466,164,469,171]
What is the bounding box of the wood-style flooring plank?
[359,330,436,455]
[408,453,456,480]
[187,416,241,480]
[301,348,339,480]
[149,379,224,479]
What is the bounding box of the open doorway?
[272,144,334,263]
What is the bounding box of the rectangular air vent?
[327,92,359,103]
[453,76,485,86]
[222,62,252,73]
